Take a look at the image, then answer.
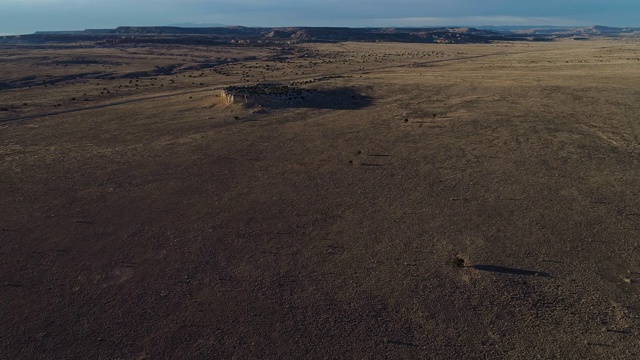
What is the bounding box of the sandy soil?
[1,39,640,358]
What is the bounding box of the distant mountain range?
[2,25,638,45]
[483,25,640,36]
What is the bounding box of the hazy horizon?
[1,0,639,35]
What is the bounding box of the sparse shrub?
[452,256,465,267]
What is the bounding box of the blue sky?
[1,0,639,35]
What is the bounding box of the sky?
[1,0,639,35]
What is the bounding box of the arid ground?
[2,39,640,358]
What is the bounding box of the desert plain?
[1,38,640,358]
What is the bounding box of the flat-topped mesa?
[220,82,312,106]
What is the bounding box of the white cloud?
[361,15,585,27]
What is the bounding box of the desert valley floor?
[1,38,640,358]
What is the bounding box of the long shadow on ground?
[231,86,375,110]
[471,264,551,277]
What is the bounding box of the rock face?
[220,90,235,105]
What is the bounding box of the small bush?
[452,256,465,267]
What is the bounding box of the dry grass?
[1,38,640,358]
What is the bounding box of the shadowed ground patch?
[221,83,374,110]
[471,264,551,277]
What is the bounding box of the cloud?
[361,15,585,27]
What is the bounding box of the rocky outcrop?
[221,83,316,106]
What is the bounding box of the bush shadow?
[471,264,551,277]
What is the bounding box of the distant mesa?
[265,30,293,39]
[4,25,640,45]
[166,23,229,28]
